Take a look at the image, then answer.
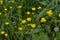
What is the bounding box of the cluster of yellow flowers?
[17,24,36,31]
[0,0,15,4]
[0,1,60,38]
[0,31,9,37]
[31,7,42,11]
[18,6,60,31]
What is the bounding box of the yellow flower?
[10,6,12,9]
[40,17,46,22]
[4,8,7,11]
[18,6,22,9]
[32,7,36,11]
[18,27,23,31]
[59,14,60,17]
[0,12,2,15]
[26,11,30,15]
[11,0,15,3]
[31,24,36,29]
[5,33,8,37]
[5,22,9,25]
[0,31,5,34]
[27,17,32,22]
[38,6,41,9]
[0,0,3,4]
[22,20,26,24]
[47,10,53,16]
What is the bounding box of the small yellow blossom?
[38,6,41,9]
[5,22,9,25]
[11,0,15,3]
[27,17,32,22]
[26,11,30,15]
[32,7,36,11]
[31,24,36,29]
[18,6,22,9]
[0,31,5,34]
[22,20,26,24]
[10,6,12,9]
[47,10,53,16]
[0,0,3,4]
[4,8,7,11]
[0,12,2,15]
[5,33,8,37]
[40,17,46,22]
[18,27,23,31]
[59,14,60,17]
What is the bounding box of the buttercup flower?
[22,20,26,24]
[0,31,5,34]
[32,7,36,11]
[9,6,12,9]
[26,11,30,15]
[31,24,36,29]
[38,6,41,9]
[40,17,46,22]
[18,6,22,9]
[0,12,2,15]
[59,14,60,17]
[4,8,7,11]
[5,22,9,25]
[18,27,23,31]
[27,17,32,22]
[47,10,53,16]
[5,33,9,37]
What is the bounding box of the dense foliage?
[0,0,60,40]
